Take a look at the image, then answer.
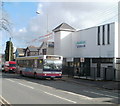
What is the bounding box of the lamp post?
[36,11,49,33]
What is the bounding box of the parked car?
[4,61,16,73]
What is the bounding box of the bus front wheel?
[20,71,23,76]
[51,78,54,80]
[34,73,37,79]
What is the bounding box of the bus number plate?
[51,76,55,78]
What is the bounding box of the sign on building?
[80,58,85,62]
[66,58,73,62]
[76,41,86,48]
[116,58,120,64]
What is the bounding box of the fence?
[62,66,115,81]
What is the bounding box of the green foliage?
[5,41,14,61]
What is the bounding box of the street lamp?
[36,11,49,33]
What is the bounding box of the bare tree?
[0,2,12,34]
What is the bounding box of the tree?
[0,2,11,33]
[5,40,14,61]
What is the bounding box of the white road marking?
[0,99,4,104]
[60,90,93,100]
[25,80,92,100]
[21,79,92,100]
[26,81,53,89]
[39,84,53,89]
[0,95,11,105]
[18,83,34,89]
[6,79,15,83]
[27,81,37,84]
[44,91,77,104]
[84,91,119,99]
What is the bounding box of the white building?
[53,22,120,81]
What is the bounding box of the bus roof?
[5,61,16,64]
[9,61,16,64]
[16,55,63,60]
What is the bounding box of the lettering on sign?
[76,41,86,48]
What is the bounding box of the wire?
[26,32,53,44]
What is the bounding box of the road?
[0,72,119,105]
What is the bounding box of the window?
[107,24,110,44]
[37,59,43,69]
[42,49,47,55]
[102,25,105,45]
[97,26,100,45]
[28,60,34,67]
[34,60,37,68]
[18,60,25,67]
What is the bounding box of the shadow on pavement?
[1,72,120,104]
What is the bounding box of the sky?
[1,0,119,54]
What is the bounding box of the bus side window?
[28,60,33,68]
[34,60,37,68]
[37,59,43,69]
[19,60,22,67]
[17,60,18,65]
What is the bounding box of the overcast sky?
[1,1,119,53]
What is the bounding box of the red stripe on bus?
[23,71,34,75]
[37,73,61,76]
[22,72,61,77]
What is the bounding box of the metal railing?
[62,66,116,81]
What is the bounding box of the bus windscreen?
[9,64,16,67]
[44,60,62,70]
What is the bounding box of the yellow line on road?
[0,99,4,104]
[0,95,12,106]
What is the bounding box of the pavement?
[62,75,120,91]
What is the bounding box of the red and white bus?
[4,61,16,73]
[16,55,63,79]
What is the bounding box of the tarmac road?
[1,72,119,105]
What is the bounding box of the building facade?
[53,22,120,81]
[38,41,54,55]
[15,48,25,57]
[24,46,39,56]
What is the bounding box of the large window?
[97,26,100,45]
[18,60,26,67]
[102,25,105,45]
[107,24,110,44]
[9,64,16,67]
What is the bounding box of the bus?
[16,55,63,79]
[4,61,16,73]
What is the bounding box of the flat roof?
[76,22,115,32]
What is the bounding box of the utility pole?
[36,11,49,33]
[46,13,48,33]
